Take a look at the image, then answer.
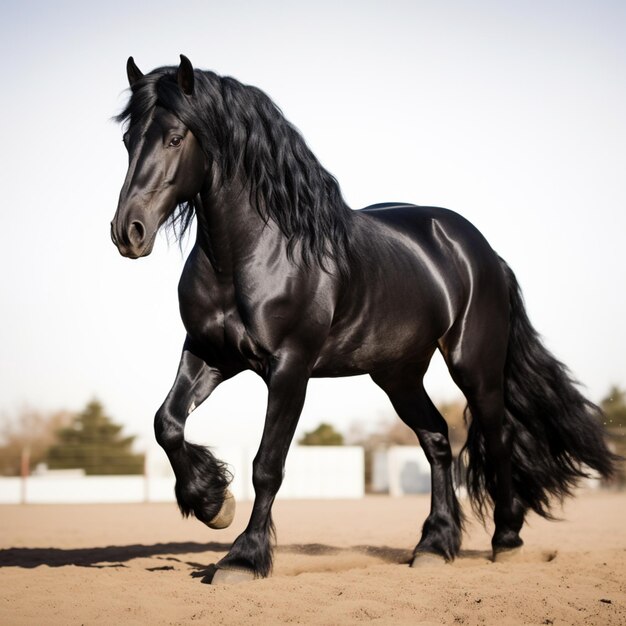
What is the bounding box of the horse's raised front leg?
[212,355,310,584]
[155,337,233,528]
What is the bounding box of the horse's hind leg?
[442,328,526,560]
[371,362,463,564]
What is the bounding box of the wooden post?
[20,447,30,505]
[143,450,149,503]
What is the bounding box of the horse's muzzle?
[110,219,154,259]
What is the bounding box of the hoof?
[410,552,448,568]
[208,490,236,529]
[493,545,524,563]
[211,567,256,585]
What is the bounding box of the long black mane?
[116,66,354,275]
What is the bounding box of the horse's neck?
[195,185,283,275]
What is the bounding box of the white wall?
[372,446,431,496]
[0,445,364,504]
[280,446,364,499]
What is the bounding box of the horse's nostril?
[128,220,146,247]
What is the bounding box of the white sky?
[0,0,624,450]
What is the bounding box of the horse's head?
[111,56,206,258]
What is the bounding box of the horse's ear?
[126,56,143,87]
[177,54,195,96]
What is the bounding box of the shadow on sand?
[0,542,230,569]
[0,541,410,573]
[3,541,544,584]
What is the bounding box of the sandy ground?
[1,491,625,625]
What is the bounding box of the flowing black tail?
[463,259,619,520]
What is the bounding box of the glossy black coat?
[111,56,617,581]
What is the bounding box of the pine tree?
[47,400,144,475]
[601,385,626,486]
[299,422,344,446]
[601,385,626,429]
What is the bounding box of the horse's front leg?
[213,356,309,583]
[155,338,234,528]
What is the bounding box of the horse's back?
[360,203,490,247]
[357,202,503,281]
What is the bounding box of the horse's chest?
[179,282,265,371]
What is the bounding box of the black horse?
[111,55,617,584]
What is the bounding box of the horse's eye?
[169,136,183,148]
